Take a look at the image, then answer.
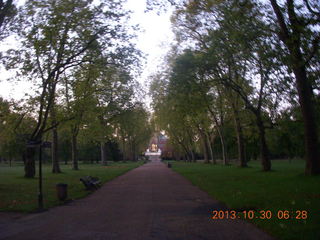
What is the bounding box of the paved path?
[0,160,274,240]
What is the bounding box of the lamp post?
[38,142,43,210]
[38,141,51,210]
[26,140,51,211]
[26,140,43,210]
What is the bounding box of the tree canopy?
[150,0,320,175]
[0,0,319,176]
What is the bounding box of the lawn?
[0,161,143,212]
[170,159,320,240]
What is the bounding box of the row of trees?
[0,0,152,177]
[150,0,320,175]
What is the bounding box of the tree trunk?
[233,109,247,167]
[177,140,190,162]
[183,146,191,162]
[207,133,216,164]
[122,138,126,161]
[293,66,320,175]
[131,141,136,161]
[202,140,209,163]
[24,147,36,178]
[216,126,227,165]
[190,149,196,162]
[201,132,210,163]
[100,141,107,165]
[71,133,79,170]
[52,127,61,173]
[22,152,26,165]
[269,0,320,175]
[256,114,271,171]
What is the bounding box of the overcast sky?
[0,0,174,104]
[125,0,175,107]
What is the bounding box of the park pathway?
[0,158,274,240]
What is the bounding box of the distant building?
[146,133,173,159]
[149,134,159,152]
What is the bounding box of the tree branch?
[269,0,290,42]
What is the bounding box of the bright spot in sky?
[0,0,175,106]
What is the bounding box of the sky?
[124,0,175,107]
[0,0,175,105]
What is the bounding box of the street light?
[26,140,43,210]
[38,142,43,210]
[26,140,51,211]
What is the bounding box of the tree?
[116,103,152,161]
[170,2,249,166]
[6,0,136,177]
[61,61,100,170]
[0,98,35,165]
[93,66,137,165]
[171,0,288,171]
[167,51,223,163]
[0,0,16,40]
[49,103,62,173]
[150,58,211,163]
[269,0,320,175]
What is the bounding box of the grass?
[0,161,143,212]
[169,159,320,240]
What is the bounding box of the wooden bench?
[80,176,101,190]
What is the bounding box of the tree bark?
[122,137,126,161]
[185,153,190,162]
[174,135,190,162]
[100,141,107,165]
[51,127,61,173]
[208,109,227,165]
[50,99,61,173]
[71,133,79,170]
[190,149,196,162]
[256,114,271,171]
[131,140,136,161]
[293,66,320,175]
[206,133,215,164]
[24,147,36,178]
[201,131,210,163]
[232,108,247,167]
[216,126,227,165]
